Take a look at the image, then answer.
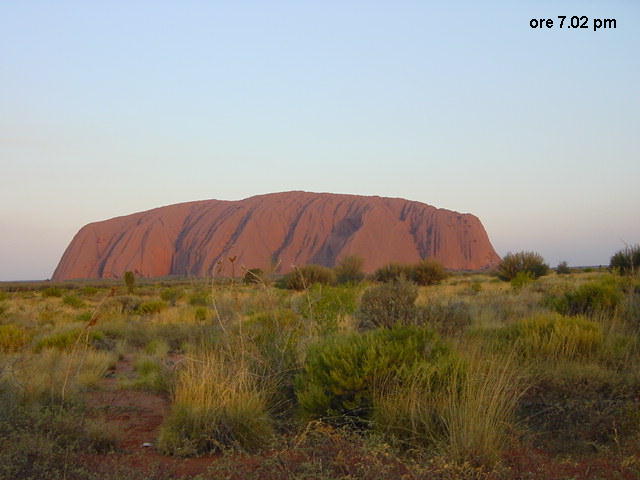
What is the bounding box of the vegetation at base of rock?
[411,259,448,285]
[243,268,265,284]
[279,265,336,290]
[123,271,135,294]
[1,253,640,478]
[497,251,549,281]
[334,255,365,284]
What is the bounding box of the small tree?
[610,245,640,275]
[556,261,571,275]
[334,255,365,284]
[124,271,135,293]
[411,259,448,286]
[496,251,549,281]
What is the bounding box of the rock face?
[52,191,500,280]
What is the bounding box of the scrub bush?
[243,268,265,284]
[334,255,365,284]
[411,259,448,286]
[486,313,603,361]
[610,244,640,275]
[510,271,534,291]
[123,271,135,294]
[497,251,549,281]
[553,277,623,316]
[160,288,183,306]
[295,326,454,423]
[244,309,306,413]
[41,287,63,298]
[281,265,335,290]
[135,300,168,315]
[62,295,85,309]
[0,324,30,352]
[300,284,360,334]
[372,263,413,283]
[418,301,472,337]
[356,279,418,330]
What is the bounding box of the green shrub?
[0,324,30,352]
[244,309,306,412]
[128,355,173,393]
[300,284,360,334]
[194,307,209,322]
[35,329,82,352]
[486,313,603,361]
[496,251,549,281]
[334,255,365,284]
[80,286,99,296]
[556,261,571,275]
[105,295,142,314]
[154,323,206,352]
[469,281,483,294]
[188,291,211,307]
[411,259,448,286]
[160,288,183,306]
[135,300,168,315]
[243,268,265,284]
[75,311,93,323]
[281,265,336,290]
[123,271,135,293]
[62,295,85,309]
[34,328,107,353]
[145,339,170,356]
[41,287,63,298]
[356,279,418,330]
[418,301,472,337]
[372,263,413,283]
[510,271,534,291]
[553,277,623,316]
[610,244,640,275]
[296,326,454,423]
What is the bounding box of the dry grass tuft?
[158,350,273,455]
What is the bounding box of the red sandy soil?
[79,356,640,480]
[83,355,216,478]
[53,191,500,280]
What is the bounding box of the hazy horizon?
[2,1,639,281]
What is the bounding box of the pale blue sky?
[1,1,638,280]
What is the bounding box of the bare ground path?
[83,354,217,479]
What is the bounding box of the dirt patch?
[83,355,217,478]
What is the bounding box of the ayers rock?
[52,191,500,280]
